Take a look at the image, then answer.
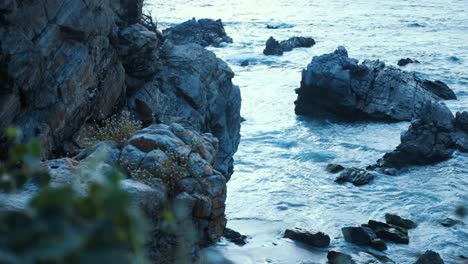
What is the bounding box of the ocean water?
[149,1,468,263]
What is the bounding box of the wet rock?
[440,218,464,227]
[223,228,248,246]
[335,168,375,186]
[266,23,294,29]
[370,238,388,251]
[279,37,315,52]
[326,163,345,173]
[163,18,233,47]
[398,58,419,66]
[367,220,409,244]
[263,36,315,56]
[385,214,417,229]
[415,250,445,264]
[263,37,283,56]
[240,60,250,66]
[283,228,330,248]
[342,226,377,245]
[364,251,395,263]
[421,80,457,100]
[327,251,357,264]
[295,47,454,121]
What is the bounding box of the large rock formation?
[163,18,233,47]
[376,104,468,169]
[4,124,228,263]
[295,47,455,121]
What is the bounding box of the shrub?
[83,111,142,148]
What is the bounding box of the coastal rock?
[377,106,468,169]
[283,228,330,248]
[421,80,457,100]
[440,218,464,227]
[263,36,315,56]
[326,163,345,173]
[327,251,357,264]
[335,168,375,186]
[163,18,233,47]
[385,213,417,229]
[398,58,419,66]
[295,47,454,121]
[367,220,409,244]
[415,250,445,264]
[263,37,283,56]
[128,42,241,179]
[223,228,248,246]
[341,226,376,245]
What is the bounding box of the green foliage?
[83,111,142,148]
[0,130,149,264]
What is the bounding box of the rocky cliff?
[0,0,241,262]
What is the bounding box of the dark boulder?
[283,228,330,248]
[367,220,409,244]
[342,226,387,251]
[240,60,250,67]
[335,168,375,186]
[295,47,454,121]
[398,58,419,66]
[415,250,445,264]
[223,228,248,246]
[163,18,233,47]
[421,80,457,100]
[326,163,345,173]
[385,214,416,229]
[327,251,356,264]
[263,37,283,56]
[279,37,315,52]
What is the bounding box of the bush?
[83,111,142,148]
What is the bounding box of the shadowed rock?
[415,250,445,264]
[264,36,315,56]
[398,58,419,66]
[223,228,248,246]
[341,226,387,251]
[327,251,356,264]
[283,228,330,248]
[163,18,233,47]
[295,47,455,122]
[421,80,457,100]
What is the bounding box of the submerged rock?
[163,18,233,47]
[335,168,375,186]
[415,250,445,264]
[326,163,345,173]
[327,251,356,264]
[398,58,419,66]
[263,36,315,56]
[283,228,330,248]
[223,228,248,246]
[385,213,417,229]
[440,218,464,227]
[295,47,454,121]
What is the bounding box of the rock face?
[295,47,455,121]
[283,228,330,248]
[163,18,233,47]
[377,106,468,169]
[5,125,228,263]
[263,36,315,55]
[415,251,445,264]
[0,0,144,155]
[127,42,241,178]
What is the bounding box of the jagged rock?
[421,80,457,100]
[295,47,454,121]
[127,42,241,179]
[335,168,375,186]
[223,228,248,246]
[263,36,315,56]
[415,251,445,264]
[327,251,357,264]
[326,163,345,173]
[163,18,232,47]
[283,228,330,248]
[263,37,283,56]
[440,218,464,227]
[367,220,409,244]
[377,106,468,169]
[398,58,419,66]
[385,214,417,229]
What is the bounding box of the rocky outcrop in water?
[398,58,419,66]
[295,47,455,121]
[163,18,233,47]
[415,251,445,264]
[376,105,468,169]
[4,124,228,263]
[263,36,315,56]
[283,228,330,248]
[335,167,375,186]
